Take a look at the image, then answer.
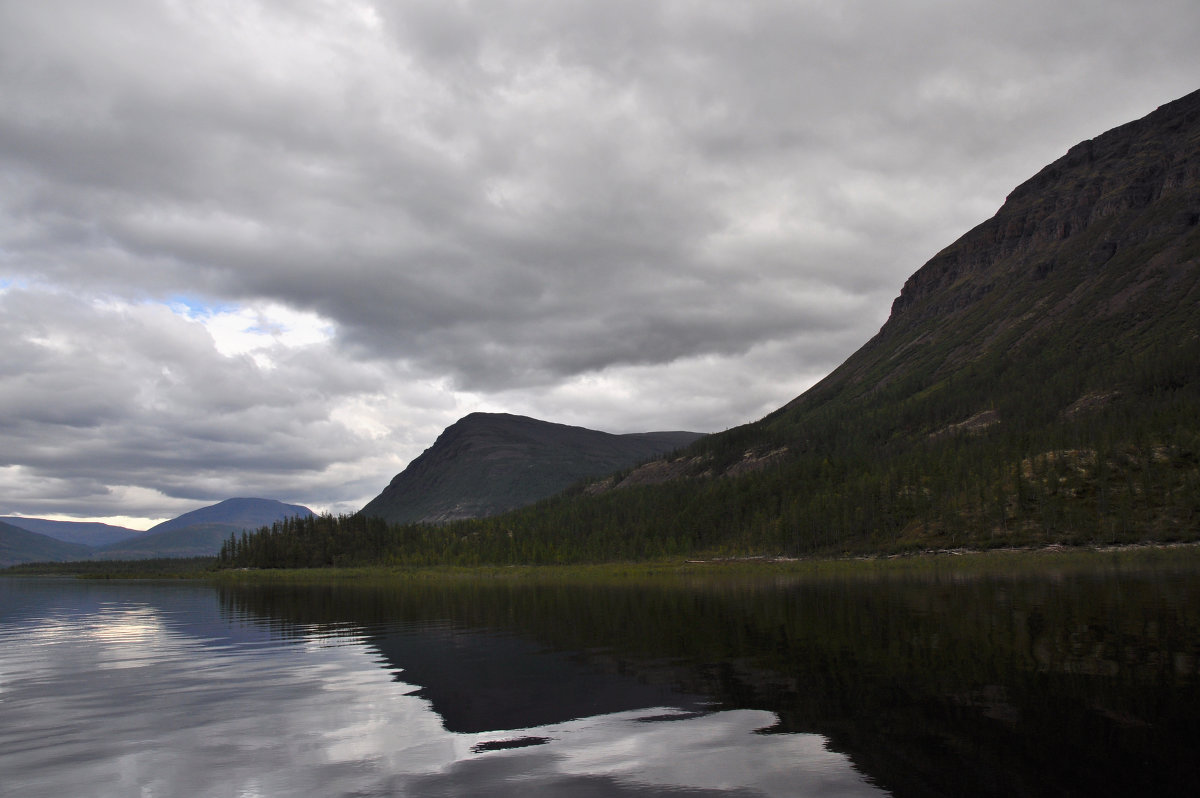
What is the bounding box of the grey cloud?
[2,0,1199,520]
[0,289,405,516]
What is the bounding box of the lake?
[2,558,1199,797]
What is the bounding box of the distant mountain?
[146,498,315,535]
[97,498,316,560]
[0,520,93,567]
[93,523,248,560]
[0,517,142,548]
[360,413,705,524]
[1,499,316,563]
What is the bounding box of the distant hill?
[94,523,255,560]
[145,498,315,535]
[0,520,93,567]
[359,413,705,524]
[96,498,315,559]
[0,517,142,548]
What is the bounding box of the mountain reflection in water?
[218,566,1200,797]
[2,562,1198,797]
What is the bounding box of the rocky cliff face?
[887,88,1200,329]
[883,88,1200,343]
[792,88,1200,404]
[360,413,704,524]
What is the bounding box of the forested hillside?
[220,88,1200,568]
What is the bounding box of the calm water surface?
[2,562,1198,797]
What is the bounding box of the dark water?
[2,563,1199,797]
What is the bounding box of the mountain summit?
[360,413,704,524]
[144,498,314,534]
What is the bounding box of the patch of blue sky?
[164,295,335,358]
[0,276,27,293]
[166,293,238,320]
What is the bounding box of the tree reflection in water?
[219,564,1200,798]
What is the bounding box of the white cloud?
[173,300,335,368]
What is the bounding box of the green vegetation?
[214,358,1199,568]
[209,543,1200,584]
[9,542,1197,582]
[216,88,1199,571]
[3,557,219,578]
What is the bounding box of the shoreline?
[6,540,1200,582]
[192,540,1200,583]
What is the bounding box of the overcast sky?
[2,0,1198,528]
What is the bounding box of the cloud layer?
[2,0,1199,523]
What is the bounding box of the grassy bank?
[207,542,1200,585]
[1,557,219,579]
[6,543,1200,584]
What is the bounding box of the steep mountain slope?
[569,87,1200,553]
[360,413,704,524]
[98,498,315,559]
[480,89,1200,557]
[0,520,93,567]
[807,86,1200,415]
[0,517,142,548]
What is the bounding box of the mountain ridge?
[644,87,1200,475]
[145,497,314,535]
[360,413,704,524]
[0,517,142,547]
[889,88,1200,324]
[0,520,94,567]
[1,498,316,564]
[96,498,316,559]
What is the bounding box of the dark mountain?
[0,517,142,548]
[0,520,93,567]
[562,87,1200,553]
[360,413,705,524]
[97,498,315,559]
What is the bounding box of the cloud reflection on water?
[0,578,881,798]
